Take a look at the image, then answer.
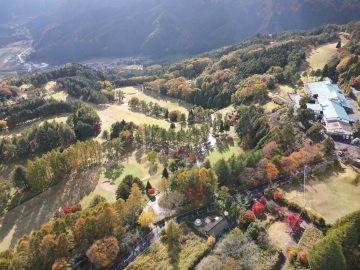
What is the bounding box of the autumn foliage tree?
[86,237,119,269]
[138,207,156,228]
[252,202,265,215]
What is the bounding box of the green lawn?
[207,137,243,165]
[126,224,209,270]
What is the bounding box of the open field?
[96,87,190,131]
[307,35,349,71]
[0,168,101,251]
[46,90,68,101]
[282,164,360,224]
[80,151,164,208]
[0,114,69,139]
[126,224,209,270]
[207,136,243,165]
[118,87,138,95]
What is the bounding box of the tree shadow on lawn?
[216,137,234,154]
[166,241,181,270]
[0,167,101,249]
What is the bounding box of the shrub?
[297,249,309,264]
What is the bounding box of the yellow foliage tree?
[138,207,156,228]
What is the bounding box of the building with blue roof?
[304,78,354,139]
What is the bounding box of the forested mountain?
[20,0,360,64]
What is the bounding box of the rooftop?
[203,216,225,232]
[305,79,353,123]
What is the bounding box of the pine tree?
[162,167,169,179]
[146,180,153,191]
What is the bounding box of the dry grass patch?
[283,164,360,224]
[268,221,295,252]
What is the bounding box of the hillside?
[27,0,360,64]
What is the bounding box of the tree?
[207,236,216,247]
[116,175,145,200]
[146,180,153,191]
[10,165,28,189]
[252,202,265,215]
[169,110,181,122]
[0,180,10,213]
[89,195,107,208]
[306,123,324,142]
[147,151,157,164]
[310,238,346,270]
[138,207,156,228]
[323,137,335,155]
[86,237,120,269]
[162,167,169,179]
[52,258,69,270]
[104,164,124,182]
[214,159,230,186]
[165,219,179,244]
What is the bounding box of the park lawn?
[282,164,360,224]
[207,137,243,165]
[96,88,190,131]
[136,92,191,114]
[80,152,164,208]
[126,224,209,270]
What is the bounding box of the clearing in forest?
[307,34,349,71]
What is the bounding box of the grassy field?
[282,164,360,224]
[118,87,138,95]
[80,151,164,208]
[97,87,190,131]
[126,224,209,270]
[307,35,349,71]
[207,136,243,165]
[0,168,101,251]
[46,90,68,101]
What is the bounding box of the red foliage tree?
[273,192,283,202]
[259,196,267,205]
[92,123,102,133]
[252,202,265,215]
[263,140,278,159]
[186,184,204,203]
[285,211,303,231]
[147,188,156,195]
[238,210,256,225]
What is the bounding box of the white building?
[305,78,353,139]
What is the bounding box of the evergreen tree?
[11,165,28,189]
[162,167,169,179]
[214,159,230,186]
[310,238,347,270]
[146,180,153,191]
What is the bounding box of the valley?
[0,20,359,270]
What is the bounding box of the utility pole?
[303,165,308,208]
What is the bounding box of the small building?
[203,216,229,237]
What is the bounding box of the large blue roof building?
[305,78,354,139]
